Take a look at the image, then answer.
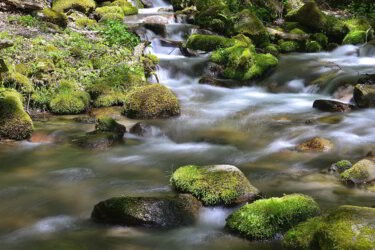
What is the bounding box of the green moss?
[279,40,299,53]
[171,165,259,206]
[75,17,98,30]
[0,89,33,140]
[290,28,306,35]
[38,8,68,28]
[185,34,236,52]
[123,84,180,119]
[315,206,375,250]
[141,54,160,77]
[343,30,367,45]
[94,92,126,107]
[313,33,328,48]
[333,160,352,173]
[343,18,372,32]
[95,116,126,136]
[35,58,55,73]
[52,0,96,14]
[282,22,300,31]
[325,16,350,43]
[261,43,280,55]
[95,3,137,20]
[292,2,327,31]
[226,194,321,240]
[2,71,33,93]
[282,216,323,250]
[340,159,375,185]
[244,53,278,80]
[49,89,90,114]
[306,40,322,52]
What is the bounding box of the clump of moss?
[141,54,160,77]
[49,88,90,114]
[123,84,180,119]
[75,17,98,30]
[306,40,322,52]
[95,1,138,20]
[226,194,321,240]
[0,89,33,140]
[282,216,323,250]
[2,71,33,94]
[343,30,367,45]
[52,0,96,14]
[341,159,375,185]
[296,137,334,152]
[37,8,68,28]
[279,40,300,53]
[290,28,306,36]
[329,160,352,174]
[313,33,328,48]
[171,165,259,206]
[95,116,126,137]
[185,34,236,52]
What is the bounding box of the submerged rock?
[171,164,259,206]
[0,89,33,140]
[313,99,355,112]
[226,194,320,240]
[296,137,334,152]
[328,160,352,174]
[91,194,201,227]
[129,122,150,136]
[341,159,375,185]
[123,84,180,119]
[283,205,375,250]
[353,84,375,108]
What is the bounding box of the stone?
[328,160,352,174]
[353,84,375,108]
[0,0,49,12]
[341,159,375,185]
[171,164,259,206]
[91,194,202,227]
[313,99,355,112]
[296,137,334,152]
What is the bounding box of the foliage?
[100,19,140,47]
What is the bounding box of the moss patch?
[171,165,259,206]
[52,0,96,14]
[341,159,375,185]
[343,30,367,45]
[185,34,236,52]
[50,89,90,114]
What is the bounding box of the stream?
[1,1,375,249]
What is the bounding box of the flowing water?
[1,1,375,249]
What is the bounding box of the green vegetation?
[226,194,320,240]
[52,0,96,14]
[185,34,236,52]
[49,89,90,114]
[171,165,259,206]
[100,19,140,47]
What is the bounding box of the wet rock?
[0,89,33,140]
[171,164,259,206]
[353,84,375,108]
[123,84,180,119]
[129,122,149,136]
[72,117,126,149]
[316,115,343,124]
[328,160,352,174]
[198,76,236,88]
[143,23,167,37]
[313,99,355,112]
[140,0,153,8]
[226,194,320,240]
[203,62,224,78]
[0,0,49,12]
[283,205,375,250]
[296,137,334,152]
[141,15,169,25]
[341,159,375,185]
[91,194,202,227]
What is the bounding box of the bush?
[100,19,140,47]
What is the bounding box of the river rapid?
[0,1,375,249]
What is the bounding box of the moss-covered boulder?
[284,205,375,250]
[279,40,300,53]
[91,194,202,227]
[306,40,322,52]
[123,84,180,119]
[289,2,326,31]
[185,34,236,52]
[94,1,138,20]
[233,9,269,45]
[328,160,352,174]
[282,216,323,250]
[2,71,33,94]
[341,159,375,185]
[296,137,334,152]
[49,89,90,114]
[36,8,68,28]
[52,0,96,14]
[95,117,126,136]
[194,5,232,36]
[0,89,33,140]
[226,194,320,240]
[171,164,259,206]
[353,84,375,108]
[343,30,367,45]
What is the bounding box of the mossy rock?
[123,84,180,119]
[328,160,352,174]
[171,0,195,11]
[306,40,322,52]
[185,34,236,52]
[0,89,33,140]
[315,206,375,249]
[37,8,68,28]
[2,71,33,93]
[233,9,269,45]
[290,28,306,36]
[341,159,375,185]
[343,31,367,45]
[94,92,126,107]
[279,40,300,53]
[296,137,334,152]
[313,33,328,48]
[282,216,323,250]
[194,6,232,36]
[35,58,55,73]
[171,164,259,206]
[91,194,202,227]
[95,116,126,137]
[95,2,137,20]
[290,2,327,31]
[353,84,375,108]
[49,90,90,114]
[226,194,321,240]
[52,0,96,14]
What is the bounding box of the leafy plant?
[100,19,140,47]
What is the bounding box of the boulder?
[328,160,352,174]
[283,205,375,250]
[123,84,180,119]
[296,137,334,152]
[36,8,68,27]
[313,99,355,112]
[289,2,327,31]
[185,34,236,52]
[52,0,96,14]
[341,159,375,185]
[171,164,259,206]
[0,89,33,140]
[353,84,375,108]
[0,0,49,12]
[226,194,320,240]
[129,122,150,136]
[91,194,202,227]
